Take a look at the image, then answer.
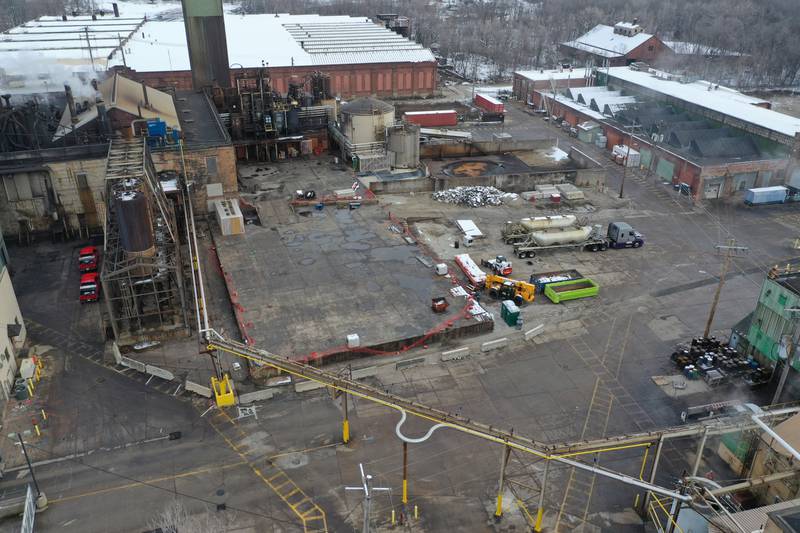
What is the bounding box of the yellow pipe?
[494,492,503,518]
[556,441,652,459]
[402,479,408,505]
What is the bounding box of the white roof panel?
[606,66,800,138]
[515,69,587,82]
[563,24,653,58]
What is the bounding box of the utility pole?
[17,434,40,497]
[772,308,800,405]
[703,239,749,338]
[345,463,391,533]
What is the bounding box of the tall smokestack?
[65,85,77,123]
[112,3,119,17]
[180,0,231,89]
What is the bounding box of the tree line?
[2,0,798,88]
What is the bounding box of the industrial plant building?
[530,65,800,199]
[560,22,670,67]
[0,7,437,99]
[0,231,25,403]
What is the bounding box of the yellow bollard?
[35,366,41,381]
[342,418,350,444]
[534,507,544,532]
[34,424,40,437]
[28,378,35,392]
[414,505,419,520]
[26,383,33,397]
[391,509,396,525]
[41,409,47,421]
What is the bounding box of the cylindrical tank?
[387,124,420,168]
[340,97,395,145]
[520,215,577,231]
[531,225,592,246]
[115,191,154,253]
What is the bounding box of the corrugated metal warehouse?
[530,65,800,199]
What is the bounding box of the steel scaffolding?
[100,138,188,340]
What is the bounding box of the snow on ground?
[546,147,570,162]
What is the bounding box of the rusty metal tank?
[115,190,154,254]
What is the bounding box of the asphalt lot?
[2,101,799,531]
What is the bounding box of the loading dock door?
[655,158,674,182]
[704,178,723,199]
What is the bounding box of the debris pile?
[433,186,517,207]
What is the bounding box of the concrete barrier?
[295,380,325,393]
[120,357,146,373]
[352,366,378,379]
[145,364,174,381]
[238,389,275,404]
[524,324,545,341]
[185,380,213,398]
[396,357,426,371]
[441,347,470,361]
[481,338,508,352]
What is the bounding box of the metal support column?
[494,443,511,520]
[342,393,350,444]
[666,478,687,533]
[402,441,409,505]
[641,436,664,515]
[691,428,709,477]
[534,460,549,532]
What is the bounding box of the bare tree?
[147,500,234,533]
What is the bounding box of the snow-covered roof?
[605,66,800,138]
[0,6,434,80]
[113,13,434,72]
[562,24,654,59]
[542,91,606,120]
[515,69,588,82]
[664,41,741,57]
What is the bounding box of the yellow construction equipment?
[484,274,535,305]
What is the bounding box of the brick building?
[561,22,670,67]
[0,11,437,99]
[532,65,800,200]
[512,69,591,105]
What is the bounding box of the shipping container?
[474,93,504,114]
[403,110,458,127]
[744,186,788,206]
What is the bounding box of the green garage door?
[655,158,675,182]
[639,148,652,170]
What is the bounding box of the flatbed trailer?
[513,235,607,258]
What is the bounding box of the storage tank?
[115,190,154,254]
[387,123,420,169]
[520,215,577,231]
[531,225,592,246]
[340,97,395,145]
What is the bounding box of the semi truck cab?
[79,272,100,303]
[78,246,99,272]
[607,222,644,248]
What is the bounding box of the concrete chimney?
[112,3,119,17]
[180,0,231,88]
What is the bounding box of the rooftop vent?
[613,22,644,37]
